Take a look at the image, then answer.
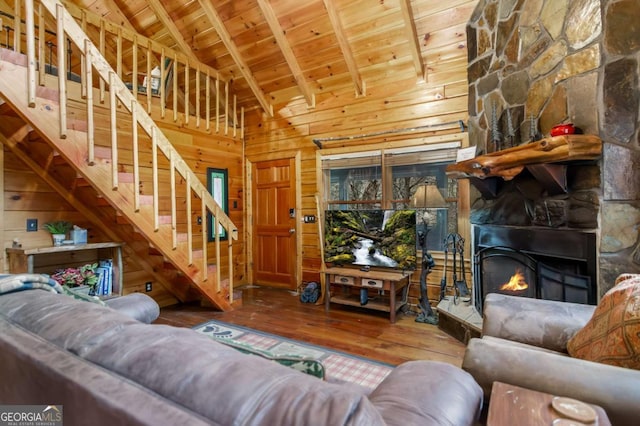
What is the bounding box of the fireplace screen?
[474,246,593,314]
[538,262,590,304]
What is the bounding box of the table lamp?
[410,183,447,324]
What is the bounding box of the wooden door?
[252,158,297,289]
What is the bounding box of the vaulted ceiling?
[9,0,479,116]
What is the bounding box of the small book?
[98,259,113,295]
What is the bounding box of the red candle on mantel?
[550,123,576,136]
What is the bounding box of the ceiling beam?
[322,0,364,97]
[197,0,273,117]
[146,0,200,64]
[256,0,314,108]
[399,0,425,81]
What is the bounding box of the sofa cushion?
[370,361,483,426]
[481,293,595,353]
[82,323,387,425]
[567,274,640,369]
[0,318,213,426]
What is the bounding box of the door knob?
[289,228,295,234]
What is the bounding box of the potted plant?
[43,221,73,246]
[51,262,100,295]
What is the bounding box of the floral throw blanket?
[0,274,63,295]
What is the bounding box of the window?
[323,151,382,210]
[207,168,228,241]
[321,142,460,251]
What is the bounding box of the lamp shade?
[410,184,447,208]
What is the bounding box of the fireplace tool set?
[440,233,470,304]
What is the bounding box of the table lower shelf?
[329,294,400,312]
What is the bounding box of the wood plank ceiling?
[51,0,478,116]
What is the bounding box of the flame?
[500,269,529,291]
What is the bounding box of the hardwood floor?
[156,285,466,366]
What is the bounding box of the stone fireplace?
[465,0,640,304]
[437,0,640,343]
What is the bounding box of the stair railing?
[18,0,237,302]
[58,0,243,138]
[7,0,243,137]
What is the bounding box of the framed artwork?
[207,168,229,241]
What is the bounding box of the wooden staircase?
[0,0,238,310]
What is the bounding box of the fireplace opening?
[473,225,596,314]
[477,247,536,300]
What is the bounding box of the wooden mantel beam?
[446,135,602,180]
[399,0,425,81]
[256,0,315,108]
[322,0,365,97]
[197,0,273,117]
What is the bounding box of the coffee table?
[487,382,611,426]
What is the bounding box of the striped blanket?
[0,274,63,295]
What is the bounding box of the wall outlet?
[26,218,38,232]
[145,282,152,292]
[303,215,316,223]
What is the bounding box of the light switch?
[26,218,38,232]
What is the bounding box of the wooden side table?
[324,267,410,323]
[487,382,611,426]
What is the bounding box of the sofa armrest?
[462,337,640,426]
[105,293,159,323]
[369,360,483,426]
[482,293,595,352]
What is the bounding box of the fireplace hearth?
[473,225,596,314]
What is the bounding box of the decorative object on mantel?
[445,135,602,181]
[506,110,515,148]
[490,102,502,152]
[43,221,73,246]
[529,114,541,142]
[410,183,448,325]
[550,122,577,137]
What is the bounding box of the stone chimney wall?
[466,0,640,296]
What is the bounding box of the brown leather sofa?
[462,293,640,425]
[1,288,483,425]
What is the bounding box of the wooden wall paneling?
[246,58,471,297]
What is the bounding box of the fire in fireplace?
[501,269,529,292]
[473,225,596,314]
